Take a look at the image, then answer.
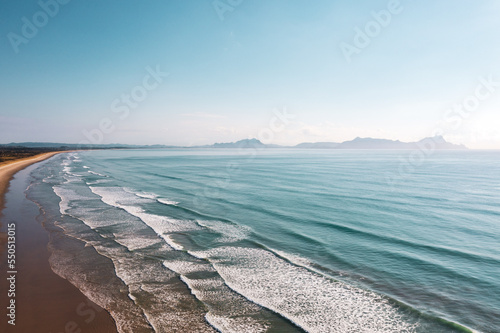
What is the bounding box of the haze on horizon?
[1,0,500,149]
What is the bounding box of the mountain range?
[200,136,467,150]
[0,136,466,150]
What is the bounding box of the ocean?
[26,149,499,332]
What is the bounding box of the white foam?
[123,188,158,199]
[124,189,179,206]
[85,179,111,185]
[90,187,202,246]
[83,166,90,169]
[46,223,157,333]
[42,175,55,183]
[163,260,215,275]
[270,248,313,268]
[135,192,158,199]
[62,174,81,183]
[196,220,251,243]
[135,282,216,333]
[180,276,226,293]
[205,313,269,333]
[55,185,273,332]
[164,235,185,251]
[46,166,216,332]
[112,233,163,252]
[53,186,92,215]
[53,182,151,236]
[180,275,270,333]
[190,247,417,333]
[88,170,107,177]
[48,177,297,332]
[157,198,180,206]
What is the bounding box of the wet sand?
[0,153,63,262]
[0,153,118,332]
[0,152,62,211]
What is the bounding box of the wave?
[88,170,108,177]
[89,186,202,249]
[123,188,158,199]
[47,185,217,332]
[189,246,418,333]
[83,187,448,332]
[180,275,271,333]
[164,234,184,251]
[123,188,180,206]
[157,198,179,206]
[38,152,488,333]
[260,246,478,333]
[162,254,297,333]
[196,219,251,243]
[51,182,298,331]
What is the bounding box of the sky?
[1,0,500,148]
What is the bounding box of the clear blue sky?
[1,0,500,148]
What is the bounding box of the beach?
[0,152,62,211]
[0,152,62,257]
[0,153,117,333]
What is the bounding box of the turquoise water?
[27,149,499,332]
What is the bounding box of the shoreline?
[0,152,118,332]
[0,152,64,212]
[0,152,64,254]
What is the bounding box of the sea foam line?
[89,186,201,249]
[190,246,418,333]
[67,184,412,332]
[123,188,180,206]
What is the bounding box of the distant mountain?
[194,136,466,149]
[2,136,467,150]
[335,136,466,150]
[1,142,77,148]
[416,136,467,150]
[198,139,269,149]
[336,137,407,149]
[294,142,340,149]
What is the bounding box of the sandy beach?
[0,152,117,332]
[0,152,63,253]
[0,152,62,211]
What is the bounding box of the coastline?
[0,152,118,332]
[0,152,63,211]
[0,152,63,254]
